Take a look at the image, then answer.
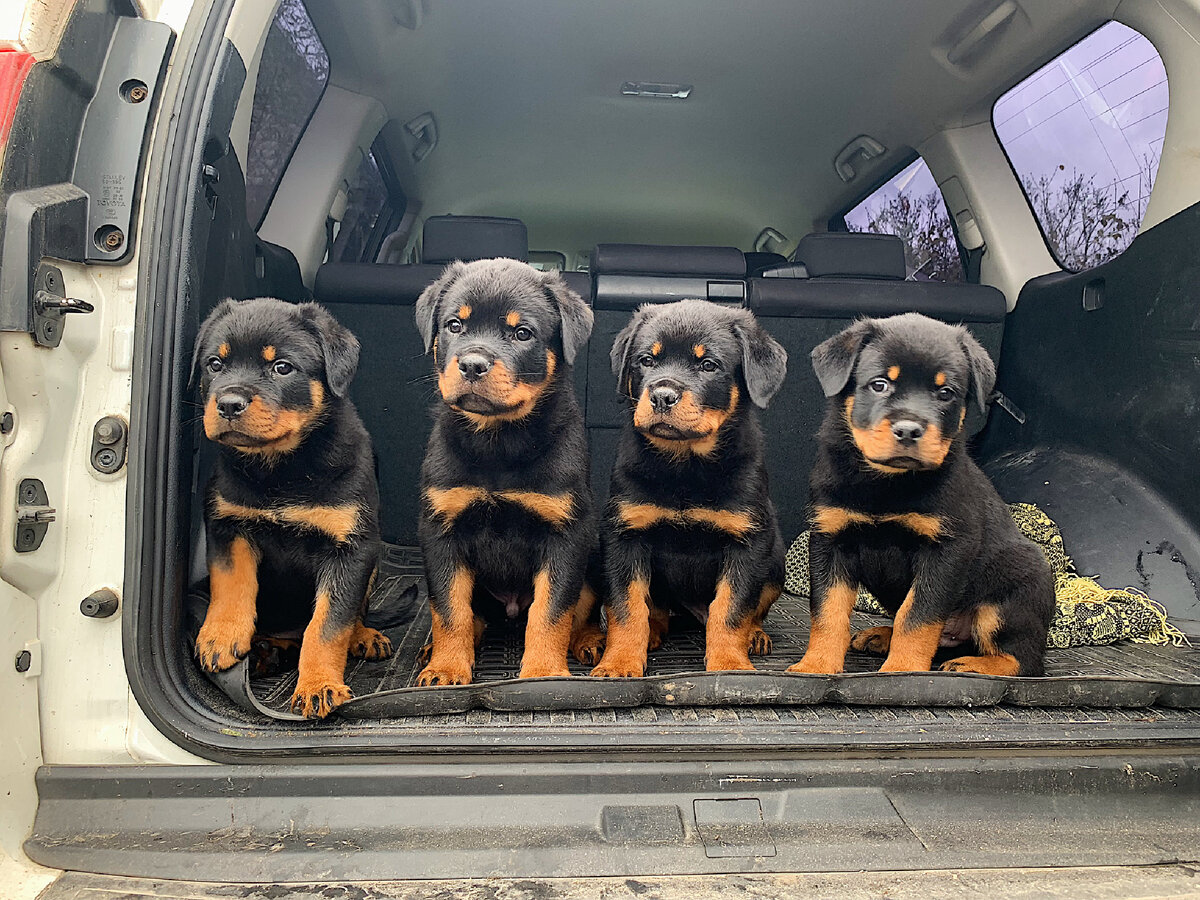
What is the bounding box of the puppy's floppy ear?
[415,261,467,353]
[811,318,876,397]
[542,270,593,365]
[298,302,360,397]
[610,304,655,382]
[731,309,788,408]
[188,298,238,388]
[958,326,996,412]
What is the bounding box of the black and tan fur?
[193,297,388,719]
[790,312,1053,677]
[592,300,788,677]
[414,258,596,685]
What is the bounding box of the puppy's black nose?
[458,352,493,382]
[216,393,248,420]
[892,420,925,443]
[649,384,681,413]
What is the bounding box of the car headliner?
[307,0,1121,254]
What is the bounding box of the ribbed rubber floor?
[200,544,1200,720]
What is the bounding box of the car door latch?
[15,478,55,552]
[31,263,94,348]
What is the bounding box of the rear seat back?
[313,215,593,544]
[747,232,1007,539]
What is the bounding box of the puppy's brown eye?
[868,378,890,393]
[514,325,533,342]
[639,355,656,368]
[446,318,463,334]
[206,357,223,374]
[935,386,956,402]
[272,360,294,376]
[699,358,719,373]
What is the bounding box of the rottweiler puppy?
[592,299,789,677]
[790,312,1053,677]
[192,297,390,719]
[414,258,596,685]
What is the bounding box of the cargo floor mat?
[189,544,1200,720]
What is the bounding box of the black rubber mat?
[190,544,1200,720]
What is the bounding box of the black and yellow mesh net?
[784,502,1188,648]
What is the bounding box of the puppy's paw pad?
[748,628,773,656]
[850,626,893,655]
[350,626,393,660]
[290,681,353,719]
[416,664,472,687]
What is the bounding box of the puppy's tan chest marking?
[812,505,944,540]
[616,501,756,538]
[424,485,575,529]
[212,496,361,543]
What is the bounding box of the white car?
[2,0,1200,895]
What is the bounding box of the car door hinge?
[15,478,55,552]
[31,263,94,348]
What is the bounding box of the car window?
[329,147,404,263]
[842,157,964,283]
[245,0,329,228]
[993,21,1168,271]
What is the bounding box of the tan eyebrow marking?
[935,371,947,386]
[262,345,276,362]
[457,305,472,320]
[651,341,662,356]
[887,365,900,380]
[218,343,230,358]
[506,311,521,327]
[693,344,705,359]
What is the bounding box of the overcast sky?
[847,21,1168,237]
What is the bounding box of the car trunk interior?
[127,0,1200,758]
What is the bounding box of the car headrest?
[591,243,746,278]
[793,232,905,279]
[744,251,788,277]
[422,215,529,264]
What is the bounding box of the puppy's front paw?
[416,662,473,686]
[350,624,393,660]
[590,652,645,678]
[850,626,893,656]
[519,662,571,679]
[786,655,843,674]
[195,616,256,672]
[706,652,755,672]
[748,627,773,656]
[290,680,353,719]
[570,625,607,666]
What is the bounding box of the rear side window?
[993,21,1168,271]
[842,157,964,283]
[329,146,406,264]
[245,0,329,227]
